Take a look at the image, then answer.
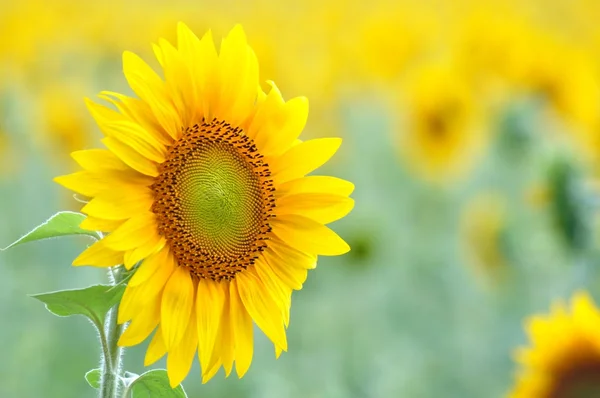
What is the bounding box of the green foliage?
[1,211,99,250]
[548,159,589,252]
[84,369,101,389]
[30,284,125,330]
[125,370,187,398]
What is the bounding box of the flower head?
[397,60,485,183]
[55,23,353,386]
[509,292,600,397]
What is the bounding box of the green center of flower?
[151,119,275,281]
[178,141,262,252]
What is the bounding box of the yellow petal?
[176,22,201,122]
[145,327,167,366]
[118,248,176,323]
[56,168,153,199]
[81,187,153,220]
[86,99,166,162]
[71,149,129,172]
[167,310,199,388]
[129,247,171,287]
[176,22,199,61]
[269,138,342,184]
[243,84,268,132]
[236,270,288,352]
[98,91,172,146]
[205,286,234,380]
[271,214,350,256]
[73,239,123,267]
[276,193,355,224]
[107,120,167,163]
[261,249,307,290]
[202,357,222,384]
[276,176,355,198]
[214,25,258,126]
[254,93,309,157]
[54,172,105,197]
[254,258,292,327]
[124,237,166,271]
[122,51,181,139]
[161,266,195,349]
[85,96,129,125]
[102,212,158,252]
[118,297,160,346]
[229,282,254,378]
[155,37,195,129]
[190,29,218,120]
[196,279,225,373]
[269,237,317,270]
[572,291,594,316]
[248,82,285,142]
[102,136,159,177]
[80,216,124,233]
[153,40,185,109]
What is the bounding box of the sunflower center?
[551,358,600,398]
[151,119,275,282]
[422,101,461,142]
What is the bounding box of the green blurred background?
[2,0,600,397]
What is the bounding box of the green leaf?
[85,368,101,389]
[1,211,100,250]
[128,370,187,398]
[31,284,126,329]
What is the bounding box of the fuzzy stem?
[99,266,126,398]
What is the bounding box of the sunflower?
[40,82,92,156]
[397,60,485,183]
[55,23,354,387]
[460,192,509,284]
[508,292,600,398]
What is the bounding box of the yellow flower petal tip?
[226,24,247,40]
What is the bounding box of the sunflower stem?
[99,266,127,398]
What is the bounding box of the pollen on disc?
[151,119,275,282]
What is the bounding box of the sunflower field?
[2,0,600,397]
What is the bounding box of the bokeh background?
[3,0,600,397]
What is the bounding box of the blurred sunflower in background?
[55,23,354,387]
[460,193,510,285]
[39,83,92,155]
[396,61,487,183]
[457,10,535,93]
[508,292,600,398]
[354,5,431,84]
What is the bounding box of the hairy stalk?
[99,266,126,398]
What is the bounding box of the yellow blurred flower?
[526,42,600,128]
[460,193,509,284]
[0,0,60,72]
[353,6,432,82]
[508,292,600,397]
[396,60,486,183]
[39,83,94,156]
[457,10,537,87]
